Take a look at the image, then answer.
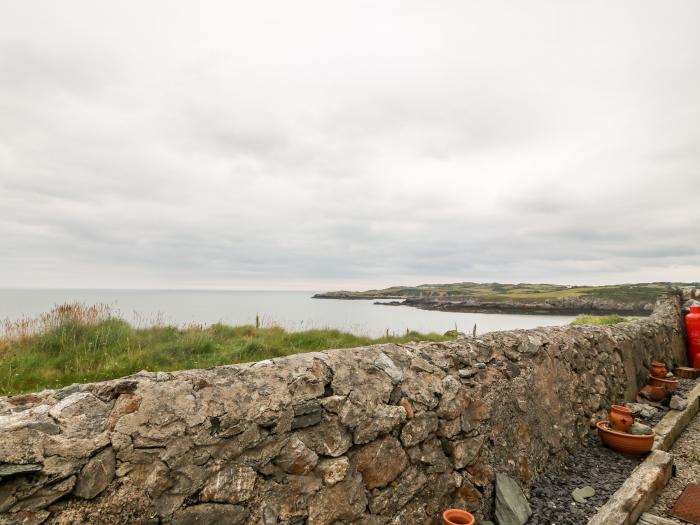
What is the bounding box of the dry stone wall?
[0,293,688,524]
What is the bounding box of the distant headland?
[313,282,699,316]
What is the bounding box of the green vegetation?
[0,304,451,396]
[570,315,633,326]
[321,282,697,304]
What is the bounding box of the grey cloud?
[1,1,700,289]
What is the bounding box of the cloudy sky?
[1,1,699,290]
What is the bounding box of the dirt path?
[648,410,700,518]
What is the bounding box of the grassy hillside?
[319,282,693,303]
[0,304,450,396]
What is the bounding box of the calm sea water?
[0,289,575,338]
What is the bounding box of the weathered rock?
[625,402,658,418]
[316,456,349,485]
[466,460,495,487]
[504,349,521,362]
[437,417,461,438]
[458,368,479,379]
[369,465,427,515]
[307,473,368,525]
[290,399,323,430]
[319,395,346,414]
[200,464,257,504]
[3,510,50,525]
[340,393,406,444]
[290,410,323,430]
[399,366,444,410]
[7,394,45,407]
[286,473,323,497]
[0,463,42,478]
[458,477,483,509]
[374,353,403,384]
[390,499,429,524]
[354,436,408,489]
[273,435,318,475]
[629,422,654,435]
[11,476,76,512]
[48,392,111,436]
[449,436,485,469]
[400,412,438,447]
[406,437,451,473]
[73,447,115,499]
[669,395,689,411]
[171,503,249,525]
[494,473,532,525]
[466,399,492,422]
[298,414,352,457]
[436,375,471,420]
[107,394,142,431]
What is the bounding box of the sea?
[0,289,575,338]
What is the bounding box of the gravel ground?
[526,432,643,525]
[648,410,700,518]
[639,377,698,427]
[527,377,698,525]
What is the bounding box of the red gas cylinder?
[687,306,700,369]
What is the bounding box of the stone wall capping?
[0,291,691,523]
[586,450,673,525]
[652,382,700,452]
[638,511,686,524]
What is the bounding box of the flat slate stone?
[0,463,42,478]
[495,473,532,525]
[572,485,596,503]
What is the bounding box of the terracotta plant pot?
[650,361,667,379]
[608,404,633,432]
[596,421,655,455]
[640,384,668,402]
[443,509,475,525]
[648,376,679,393]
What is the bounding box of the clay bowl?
[640,384,668,402]
[648,375,679,393]
[596,421,655,455]
[443,509,475,525]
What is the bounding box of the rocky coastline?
[313,293,654,316]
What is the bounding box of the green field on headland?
[0,304,451,396]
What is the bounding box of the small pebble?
[572,486,596,503]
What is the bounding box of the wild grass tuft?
[0,304,451,396]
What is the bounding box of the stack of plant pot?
[596,404,656,455]
[639,361,679,402]
[597,361,682,454]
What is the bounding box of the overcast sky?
[1,1,699,290]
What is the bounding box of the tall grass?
[0,304,451,396]
[2,302,112,341]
